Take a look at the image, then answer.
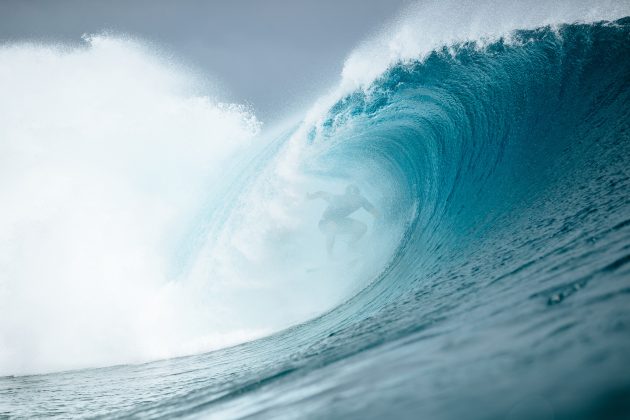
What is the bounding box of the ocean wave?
[1,11,630,420]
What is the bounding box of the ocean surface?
[1,7,630,420]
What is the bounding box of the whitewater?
[1,0,630,418]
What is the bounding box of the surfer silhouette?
[307,185,379,257]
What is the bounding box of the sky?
[0,0,410,121]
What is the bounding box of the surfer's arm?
[307,191,333,202]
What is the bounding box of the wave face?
[2,17,630,420]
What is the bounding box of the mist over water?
[0,35,261,374]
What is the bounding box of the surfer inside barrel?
[307,184,379,257]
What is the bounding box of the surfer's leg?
[335,218,367,245]
[347,218,367,244]
[326,234,335,257]
[319,219,338,257]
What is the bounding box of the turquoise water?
[2,18,630,420]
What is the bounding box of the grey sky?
[0,0,409,121]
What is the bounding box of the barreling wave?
[2,15,630,420]
[299,17,630,320]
